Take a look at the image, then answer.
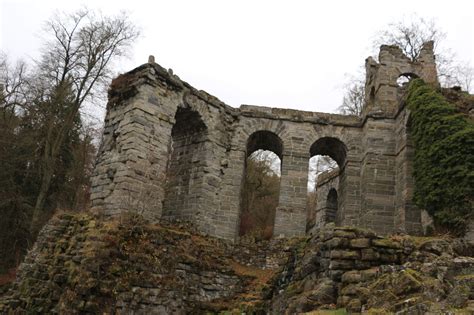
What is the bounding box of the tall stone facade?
[90,42,438,241]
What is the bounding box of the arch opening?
[246,130,283,160]
[309,137,347,168]
[397,73,419,88]
[240,131,282,240]
[163,106,208,219]
[306,137,347,231]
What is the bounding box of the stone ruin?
[90,42,439,241]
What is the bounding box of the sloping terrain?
[0,213,290,314]
[1,213,473,314]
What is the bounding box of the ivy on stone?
[406,79,474,234]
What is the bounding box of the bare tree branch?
[373,15,473,91]
[29,8,140,234]
[0,53,29,111]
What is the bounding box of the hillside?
[1,213,473,314]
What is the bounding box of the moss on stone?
[301,309,348,315]
[372,238,402,249]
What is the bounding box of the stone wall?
[91,43,439,240]
[269,224,474,313]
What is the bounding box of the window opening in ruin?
[397,73,419,88]
[326,188,338,224]
[240,131,282,240]
[306,137,346,230]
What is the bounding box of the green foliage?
[406,79,474,233]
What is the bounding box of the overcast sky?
[1,0,473,115]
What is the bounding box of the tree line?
[0,9,139,271]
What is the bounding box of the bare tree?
[373,15,473,91]
[337,76,364,116]
[373,16,444,62]
[307,155,338,192]
[0,53,29,111]
[339,16,473,115]
[446,63,474,93]
[29,9,139,234]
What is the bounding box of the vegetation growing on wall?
[406,79,474,233]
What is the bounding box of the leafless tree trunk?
[338,75,364,116]
[29,9,139,234]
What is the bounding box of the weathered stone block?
[341,270,362,283]
[350,238,371,248]
[324,237,350,249]
[373,238,402,249]
[329,259,355,270]
[329,249,360,260]
[361,248,380,261]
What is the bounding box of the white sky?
[1,0,473,115]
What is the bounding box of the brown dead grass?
[228,261,276,285]
[0,268,16,286]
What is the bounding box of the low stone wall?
[269,224,474,313]
[230,238,294,270]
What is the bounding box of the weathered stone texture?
[269,224,474,314]
[91,44,439,240]
[2,214,472,313]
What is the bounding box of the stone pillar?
[91,68,180,220]
[358,118,397,234]
[338,160,361,227]
[273,152,309,237]
[214,148,246,241]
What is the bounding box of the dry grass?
[0,268,16,286]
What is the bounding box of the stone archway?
[310,137,347,168]
[239,131,283,239]
[309,137,347,228]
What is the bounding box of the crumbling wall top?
[109,58,363,127]
[363,41,439,117]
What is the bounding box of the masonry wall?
[162,107,209,221]
[394,107,422,234]
[91,43,439,240]
[358,117,397,233]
